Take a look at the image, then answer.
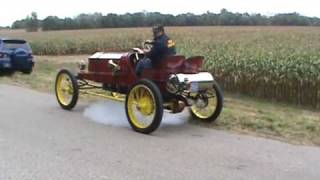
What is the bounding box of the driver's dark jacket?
[146,34,176,66]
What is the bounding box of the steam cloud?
[83,101,189,128]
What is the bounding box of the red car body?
[78,53,204,95]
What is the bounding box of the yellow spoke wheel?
[190,83,223,122]
[125,79,163,134]
[55,69,79,110]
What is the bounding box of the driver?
[136,25,176,76]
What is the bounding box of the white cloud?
[1,0,319,26]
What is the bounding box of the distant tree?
[12,19,27,29]
[25,12,39,32]
[42,16,64,31]
[10,9,320,31]
[74,13,97,29]
[270,13,310,26]
[63,17,78,30]
[0,26,10,29]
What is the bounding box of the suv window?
[2,40,31,51]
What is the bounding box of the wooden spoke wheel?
[190,82,223,122]
[55,69,79,110]
[125,79,163,134]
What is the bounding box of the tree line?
[11,9,320,31]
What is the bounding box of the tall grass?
[1,27,319,108]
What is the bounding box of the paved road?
[0,84,319,180]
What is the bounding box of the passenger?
[136,25,176,76]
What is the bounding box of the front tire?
[22,68,33,74]
[55,69,79,110]
[125,79,163,134]
[190,82,223,122]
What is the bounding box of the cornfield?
[1,27,319,108]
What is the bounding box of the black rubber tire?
[22,68,33,74]
[55,69,79,110]
[190,82,223,122]
[125,79,163,134]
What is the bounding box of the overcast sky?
[1,0,319,26]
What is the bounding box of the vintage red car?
[55,46,223,134]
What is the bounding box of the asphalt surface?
[0,84,319,180]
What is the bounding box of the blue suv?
[0,38,34,74]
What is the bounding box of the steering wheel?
[131,41,153,64]
[143,40,153,52]
[132,48,145,64]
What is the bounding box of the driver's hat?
[152,25,165,34]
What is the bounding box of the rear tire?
[55,69,79,110]
[190,82,223,122]
[22,68,33,74]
